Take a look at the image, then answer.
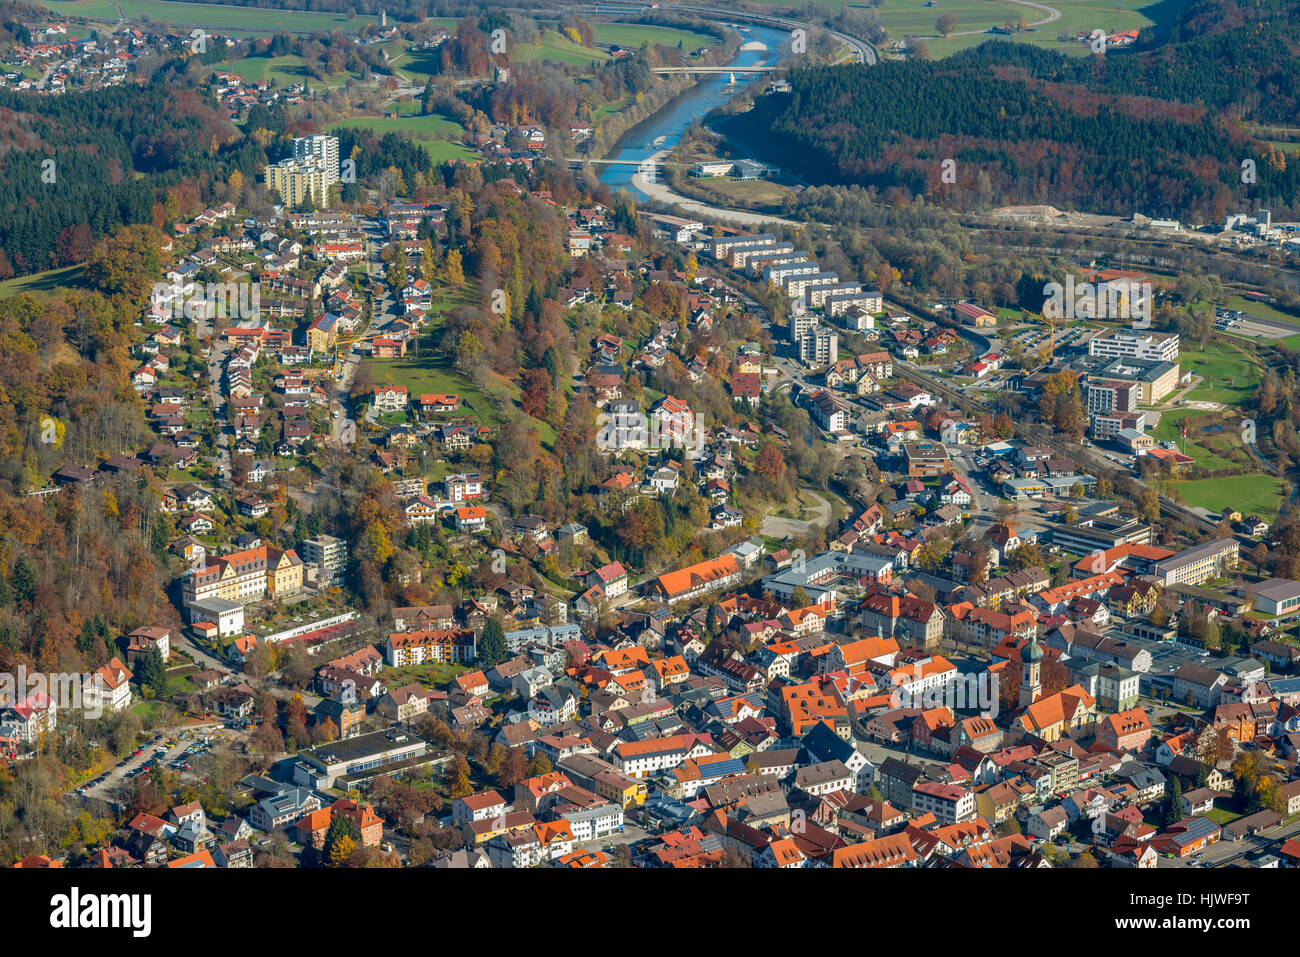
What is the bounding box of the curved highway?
[672,4,877,65]
[569,3,877,65]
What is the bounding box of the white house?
[83,658,134,713]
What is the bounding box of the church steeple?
[1019,636,1042,708]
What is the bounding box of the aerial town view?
[0,0,1296,934]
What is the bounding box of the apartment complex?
[293,134,340,176]
[798,327,839,367]
[384,628,477,666]
[265,134,340,208]
[1152,538,1239,586]
[300,534,347,586]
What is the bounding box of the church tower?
[1019,637,1042,708]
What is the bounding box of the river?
[597,24,791,198]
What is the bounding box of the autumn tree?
[446,249,465,286]
[325,814,361,866]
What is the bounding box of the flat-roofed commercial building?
[1051,519,1152,555]
[1088,329,1180,363]
[1089,356,1180,405]
[292,728,438,789]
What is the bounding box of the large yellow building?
[265,158,332,209]
[1012,684,1097,743]
[182,545,303,608]
[306,312,339,354]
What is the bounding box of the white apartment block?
[912,783,976,824]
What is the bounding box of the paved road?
[178,629,232,672]
[205,337,233,484]
[633,152,800,227]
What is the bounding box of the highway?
[671,3,877,65]
[568,3,877,65]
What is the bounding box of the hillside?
[729,0,1300,220]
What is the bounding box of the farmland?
[213,54,356,88]
[41,0,376,33]
[512,30,611,67]
[872,0,1160,60]
[330,112,476,164]
[590,22,718,50]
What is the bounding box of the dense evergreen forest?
[733,0,1300,220]
[0,78,261,276]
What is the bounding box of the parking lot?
[76,730,217,800]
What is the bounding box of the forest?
[732,0,1300,221]
[0,76,261,277]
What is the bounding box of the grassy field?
[364,279,562,451]
[0,264,86,299]
[876,0,1160,59]
[593,95,632,121]
[370,355,504,429]
[1224,294,1300,327]
[43,0,376,32]
[1150,409,1242,471]
[513,30,611,66]
[1176,474,1287,520]
[37,0,120,18]
[689,177,796,208]
[212,54,355,87]
[330,112,476,163]
[591,22,718,50]
[1179,340,1260,404]
[1204,806,1242,826]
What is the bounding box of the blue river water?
[598,23,790,197]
